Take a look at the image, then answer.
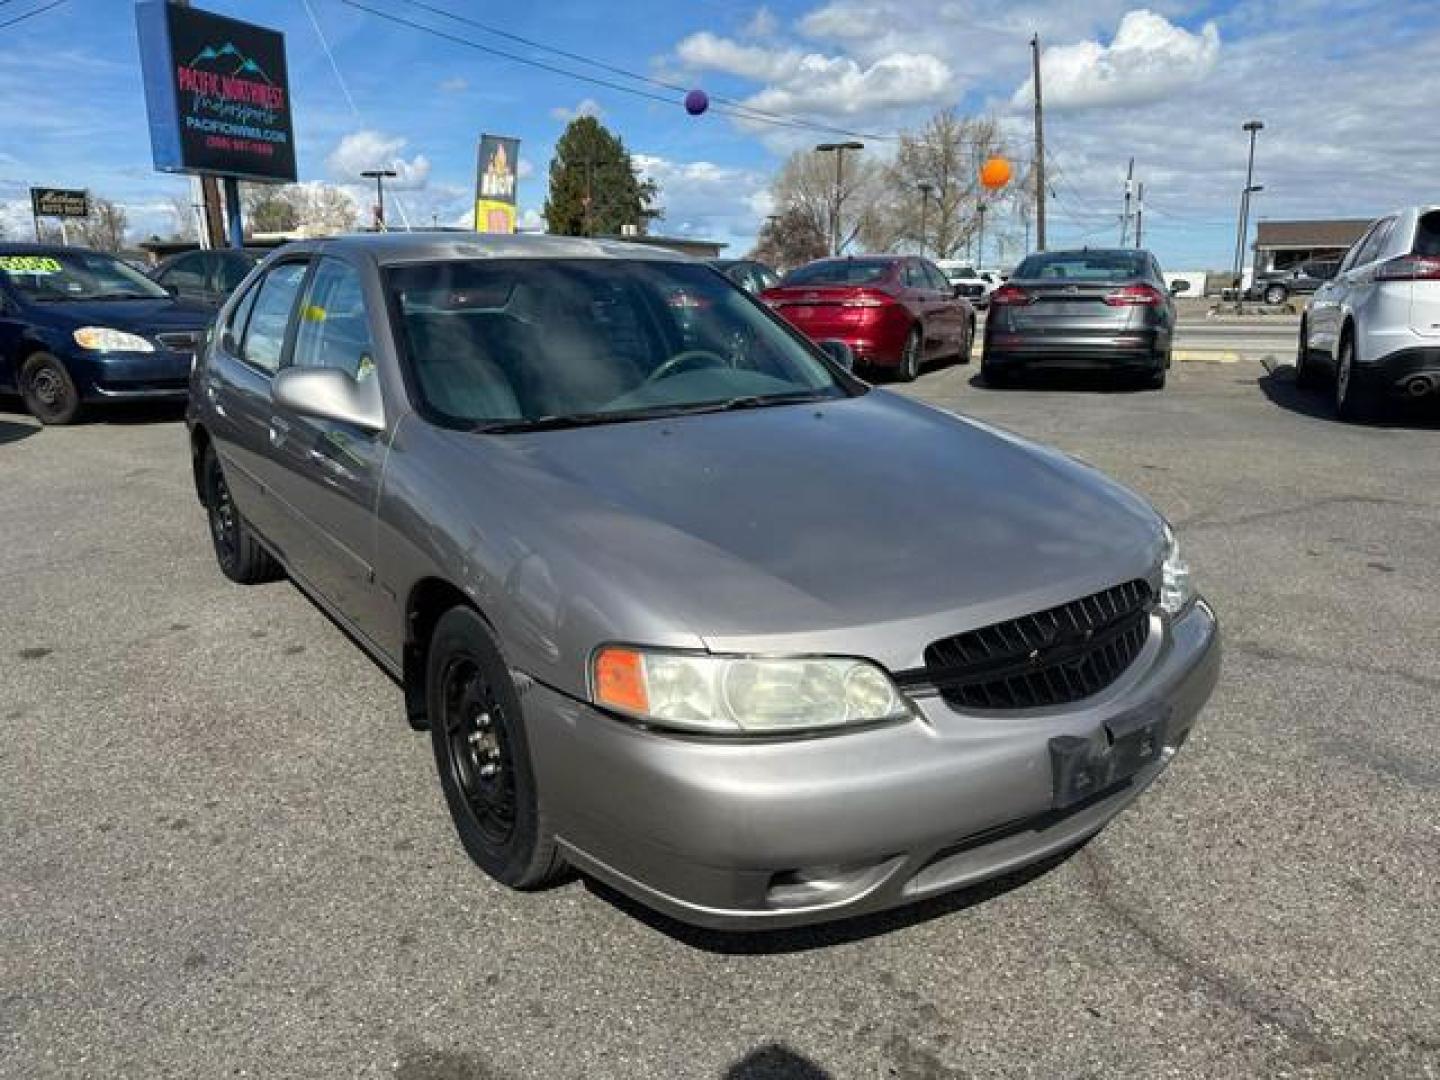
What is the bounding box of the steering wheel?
[644,349,728,385]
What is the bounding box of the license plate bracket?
[1049,704,1171,810]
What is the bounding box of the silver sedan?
[188,233,1220,930]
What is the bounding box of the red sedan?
[761,256,975,381]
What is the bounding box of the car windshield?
[388,258,852,430]
[0,250,170,302]
[1014,251,1148,282]
[781,260,894,286]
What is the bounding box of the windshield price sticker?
[0,256,62,275]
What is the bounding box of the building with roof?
[1253,218,1373,275]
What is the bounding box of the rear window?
[1414,211,1440,257]
[1014,252,1148,282]
[782,260,894,286]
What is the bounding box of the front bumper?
[74,349,194,402]
[525,599,1220,930]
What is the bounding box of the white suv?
[1299,205,1440,421]
[936,262,1001,308]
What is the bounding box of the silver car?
[1300,205,1440,420]
[188,233,1220,930]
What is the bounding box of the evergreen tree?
[544,116,659,237]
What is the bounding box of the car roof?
[1024,248,1153,258]
[284,231,695,267]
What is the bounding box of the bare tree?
[288,184,359,234]
[768,148,886,256]
[167,193,199,241]
[749,207,828,272]
[863,111,1030,261]
[78,199,128,252]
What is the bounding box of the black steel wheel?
[896,326,922,382]
[203,445,281,584]
[427,606,563,889]
[20,353,81,425]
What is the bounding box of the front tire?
[427,606,563,890]
[896,326,922,382]
[203,445,281,584]
[1295,320,1321,389]
[1264,284,1288,306]
[20,353,82,425]
[956,316,974,365]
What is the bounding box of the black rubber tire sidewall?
[203,445,280,584]
[1265,285,1287,305]
[896,327,921,382]
[958,317,974,365]
[20,353,81,425]
[1334,337,1374,423]
[1295,321,1318,389]
[426,606,560,890]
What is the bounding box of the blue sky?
[2,0,1438,267]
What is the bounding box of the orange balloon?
[979,156,1012,189]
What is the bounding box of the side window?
[224,279,261,346]
[1352,219,1393,269]
[922,262,951,292]
[902,261,923,289]
[215,255,252,294]
[1338,225,1376,274]
[159,253,206,290]
[758,266,780,291]
[291,259,376,381]
[240,261,308,374]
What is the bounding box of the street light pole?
[361,168,397,232]
[816,141,864,256]
[976,203,988,272]
[1231,120,1263,309]
[918,182,934,257]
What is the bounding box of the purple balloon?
[684,89,709,116]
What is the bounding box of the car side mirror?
[817,339,855,371]
[273,366,385,432]
[1169,279,1190,295]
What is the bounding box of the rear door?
[1309,224,1376,355]
[919,259,966,352]
[265,256,390,629]
[901,260,945,356]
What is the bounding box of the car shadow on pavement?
[725,1044,832,1079]
[91,401,189,425]
[582,842,1086,955]
[1258,364,1440,429]
[966,372,1151,395]
[0,413,40,445]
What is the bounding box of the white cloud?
[438,76,468,93]
[744,7,780,39]
[1012,10,1220,111]
[550,98,604,122]
[632,153,771,251]
[326,130,432,190]
[517,157,535,179]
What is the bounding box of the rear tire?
[896,326,922,382]
[1142,365,1167,390]
[427,606,564,890]
[1334,333,1376,423]
[203,445,281,584]
[20,353,82,426]
[957,316,974,365]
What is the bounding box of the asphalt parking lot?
[3,339,1438,1079]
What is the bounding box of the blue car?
[0,244,214,424]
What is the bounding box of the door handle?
[269,416,291,447]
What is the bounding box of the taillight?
[1103,284,1165,306]
[1375,255,1440,282]
[989,284,1034,306]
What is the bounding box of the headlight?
[591,647,915,734]
[73,327,155,353]
[1160,522,1196,616]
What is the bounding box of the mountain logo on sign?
[189,42,273,84]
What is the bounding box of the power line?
[0,0,67,31]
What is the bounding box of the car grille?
[156,331,202,353]
[910,580,1154,710]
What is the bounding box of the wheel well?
[190,424,211,505]
[402,577,482,730]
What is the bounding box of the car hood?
[455,390,1164,670]
[27,298,212,337]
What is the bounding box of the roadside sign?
[30,188,90,219]
[135,0,297,184]
[474,135,520,234]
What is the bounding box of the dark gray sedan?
[188,233,1219,930]
[982,248,1179,388]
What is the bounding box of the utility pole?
[1120,157,1134,246]
[918,182,934,257]
[1031,33,1046,252]
[816,141,864,256]
[361,168,397,232]
[976,203,988,272]
[1231,119,1264,309]
[1135,182,1145,248]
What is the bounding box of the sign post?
[474,135,520,234]
[136,1,298,248]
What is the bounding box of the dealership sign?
[30,188,90,219]
[474,135,520,234]
[136,1,297,183]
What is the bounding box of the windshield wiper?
[93,292,162,301]
[473,412,622,433]
[472,391,836,433]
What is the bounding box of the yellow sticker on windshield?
[0,256,62,274]
[303,304,327,322]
